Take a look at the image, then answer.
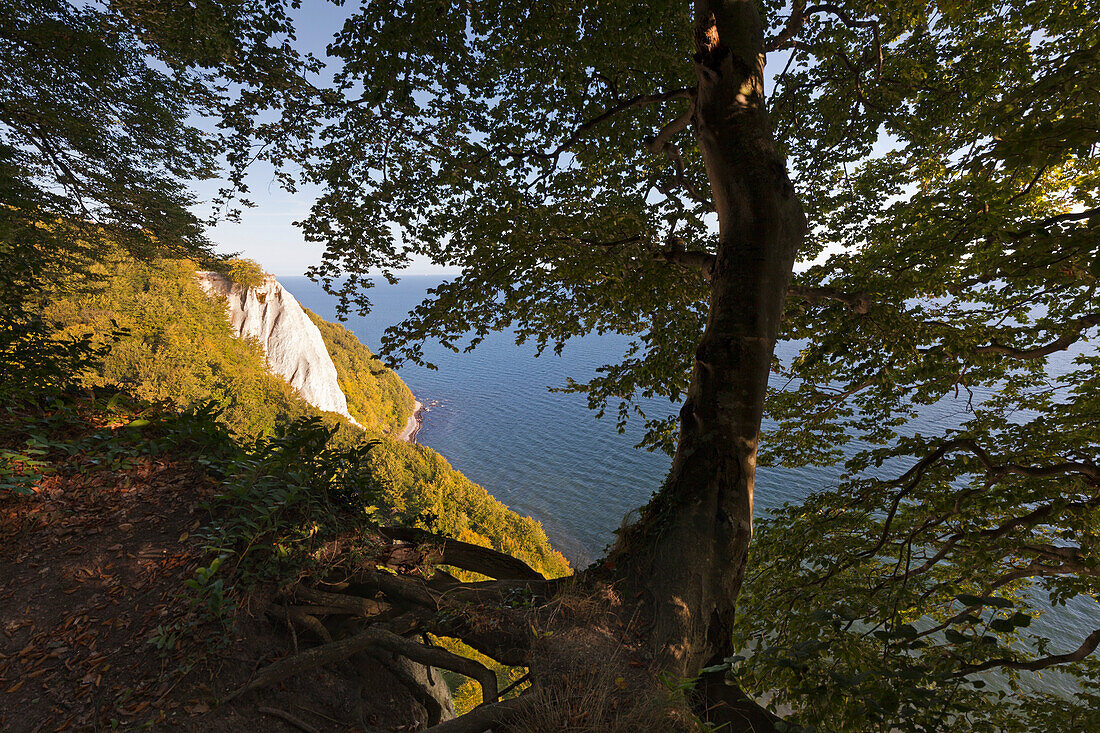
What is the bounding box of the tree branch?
[788,284,873,314]
[657,248,716,278]
[971,313,1100,360]
[540,88,693,162]
[860,439,1098,565]
[956,628,1100,676]
[378,526,546,581]
[1039,206,1100,227]
[805,4,883,77]
[764,3,807,52]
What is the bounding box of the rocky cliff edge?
[196,271,363,428]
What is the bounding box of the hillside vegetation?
[19,248,568,578]
[305,307,416,435]
[40,252,308,436]
[1,241,570,727]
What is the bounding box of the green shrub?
[215,258,267,289]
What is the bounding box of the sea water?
[288,275,845,564]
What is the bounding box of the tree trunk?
[617,0,804,685]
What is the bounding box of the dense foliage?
[215,258,268,289]
[363,437,569,579]
[200,416,567,586]
[1,0,319,429]
[0,0,317,261]
[305,308,417,435]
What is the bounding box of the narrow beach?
[397,400,424,443]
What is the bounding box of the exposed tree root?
[268,604,332,644]
[228,625,388,701]
[379,526,546,581]
[368,650,455,726]
[230,622,499,705]
[257,706,321,733]
[422,695,533,733]
[372,627,499,704]
[693,668,781,733]
[229,527,776,732]
[291,584,388,616]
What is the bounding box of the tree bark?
[617,0,804,685]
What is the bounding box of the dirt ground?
[0,440,429,732]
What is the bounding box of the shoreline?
[397,400,424,443]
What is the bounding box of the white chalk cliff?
[196,271,362,428]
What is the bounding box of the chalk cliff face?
[196,271,362,428]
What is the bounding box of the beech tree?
[10,0,1097,730]
[283,0,1100,730]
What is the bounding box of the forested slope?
[1,245,570,727]
[23,249,568,578]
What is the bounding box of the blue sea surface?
[286,275,1097,685]
[288,275,841,565]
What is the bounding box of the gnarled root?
[423,695,534,733]
[229,528,573,728]
[229,624,500,705]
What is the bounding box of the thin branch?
[540,88,693,162]
[657,248,716,279]
[765,2,807,52]
[1031,205,1100,229]
[805,4,883,77]
[645,100,713,210]
[543,233,646,249]
[861,439,1098,563]
[956,628,1100,676]
[970,313,1100,360]
[788,284,873,314]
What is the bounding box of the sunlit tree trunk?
[619,0,805,691]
